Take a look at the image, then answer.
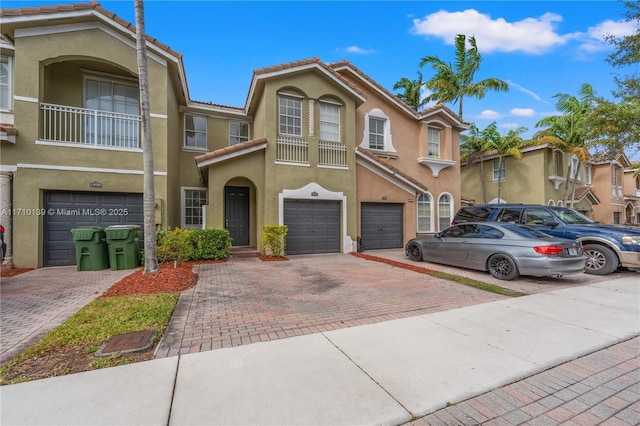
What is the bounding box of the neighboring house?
[590,153,640,225]
[461,145,600,217]
[0,2,467,269]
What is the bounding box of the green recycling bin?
[105,225,141,270]
[71,226,109,271]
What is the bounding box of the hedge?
[156,228,232,263]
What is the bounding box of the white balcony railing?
[276,136,308,164]
[41,102,141,149]
[318,140,347,167]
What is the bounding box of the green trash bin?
[105,225,141,270]
[71,226,109,271]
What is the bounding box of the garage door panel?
[361,203,403,250]
[284,200,341,255]
[44,191,143,267]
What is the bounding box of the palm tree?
[461,123,490,203]
[134,0,159,274]
[419,34,509,119]
[533,83,596,208]
[393,71,426,110]
[483,124,527,203]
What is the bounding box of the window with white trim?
[584,165,592,184]
[492,160,506,181]
[0,55,12,111]
[183,188,207,228]
[612,166,620,186]
[185,115,207,150]
[428,127,440,158]
[417,193,432,233]
[229,122,249,146]
[361,108,395,152]
[279,95,302,136]
[438,193,453,231]
[569,156,579,179]
[553,151,563,176]
[319,102,340,141]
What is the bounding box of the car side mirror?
[543,219,559,227]
[435,232,443,238]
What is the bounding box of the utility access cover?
[95,330,156,357]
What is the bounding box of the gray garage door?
[283,200,341,255]
[360,203,403,250]
[44,191,143,266]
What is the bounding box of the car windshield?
[550,207,595,224]
[501,224,553,239]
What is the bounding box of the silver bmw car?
[405,222,586,280]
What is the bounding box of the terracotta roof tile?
[356,146,428,193]
[0,2,183,60]
[571,186,600,204]
[195,137,267,166]
[0,124,18,136]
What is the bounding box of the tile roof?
[571,186,600,204]
[0,2,183,61]
[355,146,428,193]
[194,137,267,167]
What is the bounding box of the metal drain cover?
[95,330,156,357]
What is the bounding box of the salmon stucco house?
[0,2,467,269]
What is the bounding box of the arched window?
[548,200,555,206]
[417,193,432,233]
[438,193,453,231]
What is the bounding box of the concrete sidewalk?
[1,276,638,425]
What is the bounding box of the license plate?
[568,248,578,256]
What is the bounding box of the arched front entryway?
[224,177,257,247]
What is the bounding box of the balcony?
[318,140,347,168]
[276,136,308,165]
[40,103,141,150]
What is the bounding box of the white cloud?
[411,9,570,54]
[507,81,546,103]
[477,109,501,119]
[577,19,638,53]
[510,108,536,117]
[499,122,523,130]
[340,46,375,55]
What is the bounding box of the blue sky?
[3,1,636,155]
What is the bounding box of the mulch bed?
[100,259,227,298]
[1,268,35,278]
[350,252,435,274]
[259,255,288,262]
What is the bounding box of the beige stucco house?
[461,145,640,225]
[1,2,467,268]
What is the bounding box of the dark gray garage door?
[44,191,143,266]
[360,203,403,250]
[283,200,340,255]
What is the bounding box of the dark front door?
[225,186,250,246]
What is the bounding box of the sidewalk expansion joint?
[166,355,181,426]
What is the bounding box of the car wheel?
[583,244,618,275]
[406,243,423,262]
[487,254,520,280]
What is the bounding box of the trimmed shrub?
[262,225,287,257]
[156,228,231,263]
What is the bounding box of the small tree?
[262,225,287,257]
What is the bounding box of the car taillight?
[534,245,565,255]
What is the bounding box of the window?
[417,193,432,233]
[584,165,592,185]
[613,212,620,225]
[85,78,139,147]
[229,122,249,146]
[496,208,522,223]
[279,95,302,136]
[185,115,207,150]
[492,160,506,181]
[0,55,12,111]
[524,208,555,226]
[569,156,579,179]
[438,193,453,231]
[612,166,620,186]
[183,189,207,228]
[553,151,562,176]
[369,117,385,150]
[428,127,440,158]
[320,102,340,141]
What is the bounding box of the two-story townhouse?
[0,2,196,268]
[590,153,639,224]
[461,145,600,216]
[1,2,469,268]
[331,61,467,248]
[623,164,640,224]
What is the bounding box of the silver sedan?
[405,222,586,280]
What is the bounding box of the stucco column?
[0,172,12,269]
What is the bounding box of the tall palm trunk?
[562,162,571,205]
[134,0,159,274]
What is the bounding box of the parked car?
[452,204,640,275]
[405,222,586,280]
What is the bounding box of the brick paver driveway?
[155,253,510,357]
